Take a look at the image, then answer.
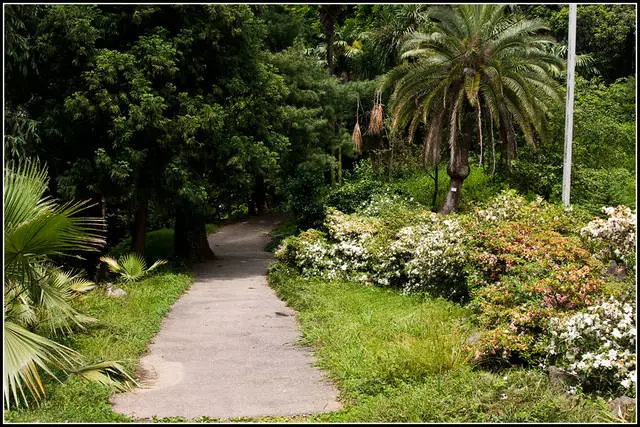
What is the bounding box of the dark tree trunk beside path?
[174,206,215,261]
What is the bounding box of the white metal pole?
[562,3,577,208]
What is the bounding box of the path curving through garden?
[110,214,341,420]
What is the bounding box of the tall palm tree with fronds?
[4,159,135,409]
[383,5,564,213]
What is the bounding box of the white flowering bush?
[376,212,471,299]
[547,298,636,395]
[477,189,527,223]
[360,192,420,217]
[276,204,473,300]
[276,212,382,283]
[476,189,584,234]
[581,205,636,271]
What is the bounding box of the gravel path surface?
[110,214,341,420]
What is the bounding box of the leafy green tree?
[508,76,636,213]
[4,160,134,409]
[522,4,636,81]
[384,5,563,213]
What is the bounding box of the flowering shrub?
[384,214,470,299]
[581,205,637,271]
[276,212,383,283]
[277,188,636,397]
[476,189,586,234]
[360,192,421,217]
[277,207,471,299]
[469,263,607,366]
[547,299,636,395]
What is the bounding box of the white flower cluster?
[548,298,636,393]
[581,205,637,267]
[276,214,378,282]
[360,193,419,217]
[276,207,471,299]
[386,214,470,295]
[477,189,527,222]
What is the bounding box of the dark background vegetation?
[5,4,636,261]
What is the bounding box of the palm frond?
[71,361,137,392]
[99,256,121,273]
[119,253,147,282]
[3,321,80,409]
[147,259,168,273]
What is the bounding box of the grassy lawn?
[246,264,617,423]
[4,261,193,422]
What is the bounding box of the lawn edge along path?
[110,214,342,420]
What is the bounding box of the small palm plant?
[4,159,135,409]
[99,253,167,283]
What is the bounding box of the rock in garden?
[605,260,628,280]
[607,396,636,420]
[547,366,579,388]
[466,331,482,345]
[106,285,127,298]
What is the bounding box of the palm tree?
[383,5,564,213]
[4,159,134,408]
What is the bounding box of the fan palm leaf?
[4,159,133,409]
[100,253,168,283]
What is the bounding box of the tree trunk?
[326,28,335,76]
[330,148,336,185]
[319,5,343,76]
[132,198,148,255]
[254,174,267,214]
[174,206,215,262]
[337,145,343,185]
[440,106,471,214]
[432,165,439,211]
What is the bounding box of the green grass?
[109,224,219,261]
[205,223,219,235]
[264,216,298,252]
[393,165,504,212]
[257,264,616,423]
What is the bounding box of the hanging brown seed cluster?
[352,95,362,154]
[367,89,384,135]
[352,122,362,154]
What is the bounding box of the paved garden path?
[110,214,341,420]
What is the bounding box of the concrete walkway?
[110,214,341,420]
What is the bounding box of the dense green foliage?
[3,4,636,422]
[5,3,635,243]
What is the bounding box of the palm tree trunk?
[440,102,470,214]
[319,5,342,76]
